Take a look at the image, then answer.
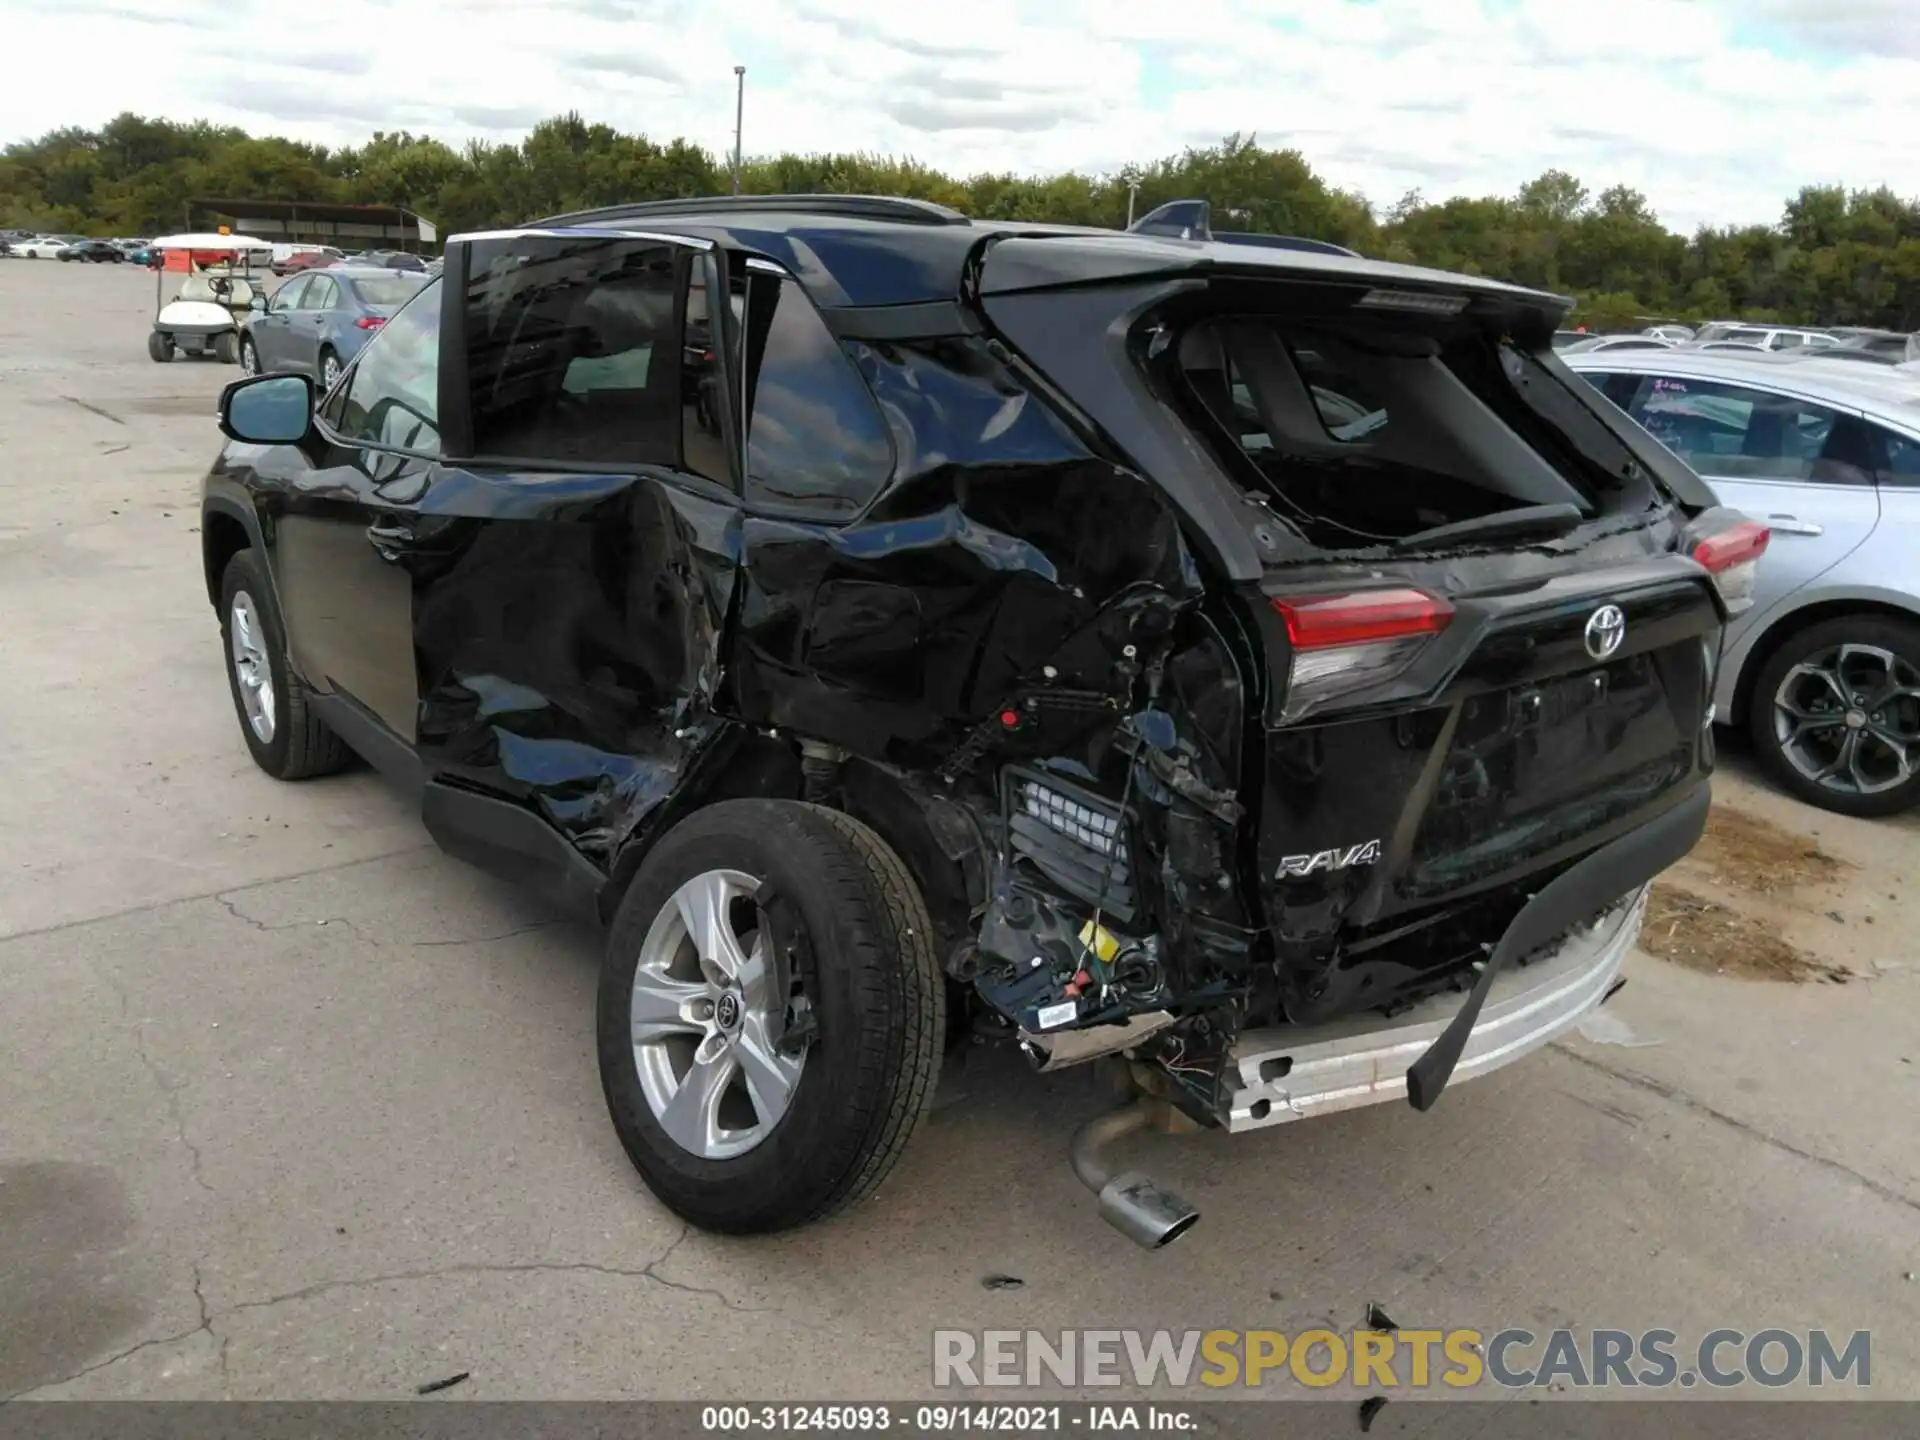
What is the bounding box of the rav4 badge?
[1276,840,1383,879]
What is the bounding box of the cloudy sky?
[5,0,1918,232]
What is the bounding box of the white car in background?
[16,234,82,259]
[1569,347,1920,816]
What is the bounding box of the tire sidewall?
[219,552,298,776]
[1749,616,1920,817]
[598,804,912,1228]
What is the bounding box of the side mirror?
[219,373,313,444]
[250,293,267,312]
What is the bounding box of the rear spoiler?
[1128,199,1359,258]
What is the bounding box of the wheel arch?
[201,498,260,609]
[1730,590,1920,726]
[594,732,986,962]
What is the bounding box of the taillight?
[355,316,386,330]
[1690,518,1769,614]
[1270,589,1454,723]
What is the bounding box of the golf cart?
[147,232,272,363]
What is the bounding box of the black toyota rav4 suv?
[203,195,1764,1246]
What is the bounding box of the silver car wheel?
[228,591,277,744]
[240,339,258,376]
[320,353,342,393]
[629,868,806,1160]
[1772,643,1920,796]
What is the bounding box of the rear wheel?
[598,800,943,1234]
[1750,615,1920,817]
[219,551,352,781]
[147,331,172,363]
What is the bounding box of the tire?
[239,337,259,375]
[218,550,352,781]
[319,348,343,394]
[1748,614,1920,818]
[147,330,172,363]
[598,800,944,1234]
[214,331,240,365]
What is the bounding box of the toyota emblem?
[1584,604,1626,661]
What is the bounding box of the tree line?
[5,113,1918,332]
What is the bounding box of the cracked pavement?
[4,261,1919,1401]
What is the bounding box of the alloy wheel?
[629,869,806,1160]
[240,340,258,376]
[320,354,342,393]
[228,591,277,743]
[1771,643,1920,796]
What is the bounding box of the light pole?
[1126,179,1140,228]
[732,66,746,195]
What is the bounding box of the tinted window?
[304,276,339,310]
[463,235,682,467]
[740,273,893,515]
[1625,375,1870,484]
[324,279,440,454]
[1877,427,1920,483]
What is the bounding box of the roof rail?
[526,194,971,229]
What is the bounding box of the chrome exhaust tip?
[1095,1171,1201,1249]
[1070,1096,1201,1249]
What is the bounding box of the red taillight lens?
[355,315,386,330]
[1273,589,1455,649]
[1689,518,1769,614]
[1270,589,1454,723]
[1691,520,1769,574]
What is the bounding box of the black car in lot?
[59,238,125,263]
[201,195,1760,1243]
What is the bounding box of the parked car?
[59,238,127,263]
[271,245,344,276]
[1569,348,1920,816]
[1644,324,1695,343]
[1557,334,1675,355]
[239,266,427,392]
[16,234,83,259]
[1690,324,1836,352]
[204,194,1752,1241]
[1823,328,1920,363]
[357,248,427,272]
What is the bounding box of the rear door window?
[1624,375,1872,484]
[461,234,685,468]
[739,270,894,517]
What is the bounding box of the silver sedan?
[1567,347,1920,816]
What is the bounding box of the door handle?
[1766,514,1824,537]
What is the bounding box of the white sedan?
[16,235,80,258]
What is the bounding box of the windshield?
[350,275,427,309]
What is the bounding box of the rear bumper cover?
[1219,885,1646,1132]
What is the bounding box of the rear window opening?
[1168,311,1638,552]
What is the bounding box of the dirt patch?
[1683,805,1842,896]
[1643,883,1849,984]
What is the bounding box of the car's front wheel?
[598,800,943,1234]
[319,348,343,394]
[1750,615,1920,817]
[218,551,352,781]
[239,337,259,375]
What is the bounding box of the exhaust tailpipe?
[1069,1097,1200,1249]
